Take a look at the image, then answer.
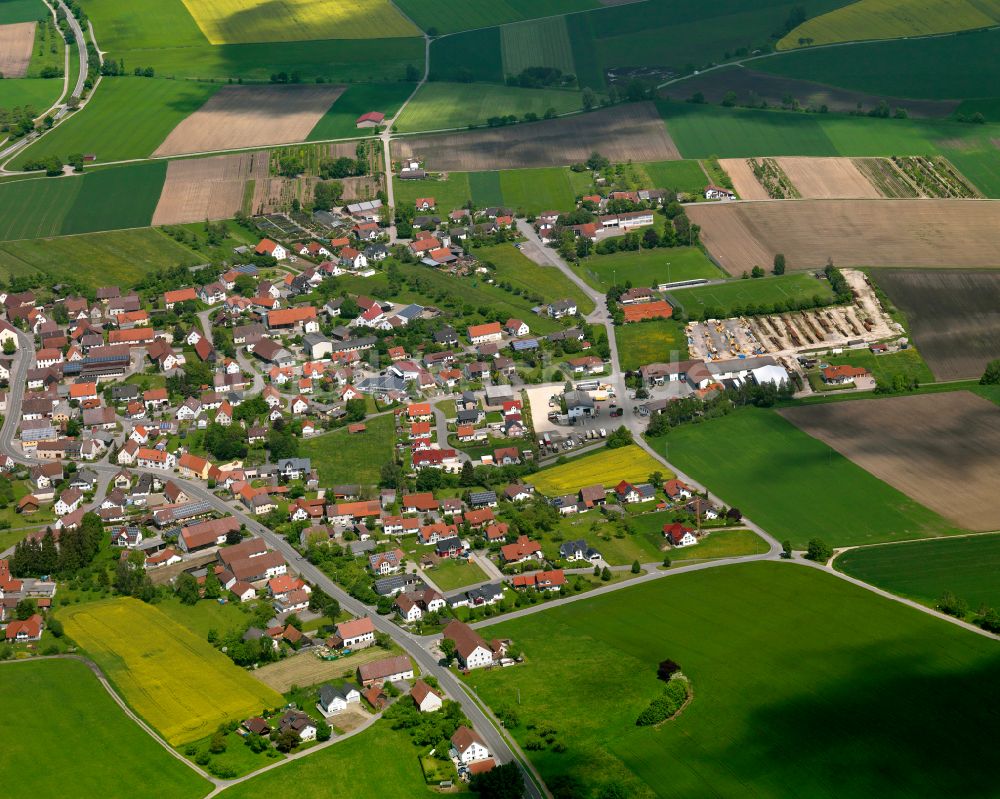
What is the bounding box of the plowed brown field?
[153,84,344,157]
[781,392,1000,531]
[0,22,36,79]
[152,151,269,224]
[393,102,679,170]
[719,159,770,200]
[689,199,1000,275]
[776,157,882,199]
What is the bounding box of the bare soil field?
[152,151,268,224]
[252,646,394,693]
[153,85,345,157]
[871,269,1000,380]
[0,22,36,79]
[781,392,1000,531]
[665,66,958,119]
[688,199,1000,275]
[776,157,882,199]
[719,158,770,200]
[393,103,679,170]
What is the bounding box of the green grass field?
[667,528,769,561]
[468,170,504,206]
[575,247,723,292]
[394,82,584,132]
[13,78,219,166]
[0,0,46,23]
[648,408,963,548]
[216,721,431,798]
[497,166,579,214]
[426,557,488,591]
[60,161,167,235]
[500,15,575,77]
[639,159,709,195]
[822,348,935,386]
[0,77,61,113]
[668,273,835,317]
[394,172,472,211]
[307,82,414,140]
[780,0,1000,49]
[429,26,504,83]
[0,658,211,799]
[394,166,582,215]
[759,28,1000,101]
[477,243,594,315]
[0,175,81,240]
[300,413,396,485]
[837,533,1000,610]
[61,597,283,745]
[616,318,688,371]
[26,12,64,78]
[393,0,598,35]
[473,562,1000,798]
[0,226,201,288]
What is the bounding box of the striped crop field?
[500,15,575,77]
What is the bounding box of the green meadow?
[667,272,834,316]
[648,408,964,548]
[575,247,723,292]
[393,0,598,35]
[0,78,62,112]
[300,413,396,485]
[477,242,594,315]
[473,562,1000,798]
[616,318,688,372]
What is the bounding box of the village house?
[358,655,414,687]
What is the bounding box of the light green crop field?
[0,227,201,289]
[13,78,219,166]
[500,15,575,77]
[648,408,963,548]
[217,721,430,798]
[837,533,1000,610]
[0,0,46,23]
[179,0,419,44]
[394,82,584,133]
[0,658,211,799]
[300,413,396,485]
[86,0,207,52]
[575,247,723,291]
[639,159,708,195]
[0,175,81,240]
[477,242,594,315]
[473,562,1000,798]
[780,0,1000,49]
[468,170,504,206]
[497,166,578,214]
[668,272,835,316]
[0,77,61,112]
[59,161,167,235]
[307,82,414,140]
[392,0,598,35]
[616,318,689,371]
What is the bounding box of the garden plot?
[152,151,269,224]
[781,392,1000,531]
[153,85,345,157]
[0,21,35,78]
[393,103,679,170]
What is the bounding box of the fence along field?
[61,597,283,746]
[687,199,1000,275]
[393,102,679,170]
[781,392,1000,532]
[152,151,269,225]
[870,269,1000,381]
[153,84,345,157]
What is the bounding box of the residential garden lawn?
[472,561,1000,799]
[0,77,61,113]
[307,82,415,140]
[1,480,56,529]
[548,508,667,565]
[426,557,488,591]
[300,413,396,485]
[638,159,708,196]
[477,243,594,315]
[615,318,688,372]
[532,444,669,496]
[667,273,835,317]
[394,0,598,35]
[666,528,769,561]
[216,720,436,798]
[0,658,211,799]
[836,533,1000,611]
[12,78,220,166]
[822,348,935,386]
[574,246,722,292]
[497,166,579,214]
[0,226,201,288]
[156,595,253,640]
[778,0,1000,49]
[758,28,1000,100]
[178,0,419,44]
[436,398,457,419]
[394,82,585,133]
[647,408,963,549]
[183,727,278,777]
[60,597,283,745]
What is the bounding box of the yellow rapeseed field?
[532,444,672,496]
[181,0,420,44]
[62,598,283,745]
[779,0,1000,49]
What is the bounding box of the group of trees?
[10,514,104,577]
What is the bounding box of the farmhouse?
[358,655,414,687]
[705,185,736,200]
[336,617,375,649]
[822,365,871,385]
[442,620,501,670]
[411,679,443,712]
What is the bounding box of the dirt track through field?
[393,103,680,170]
[153,85,344,157]
[719,159,770,200]
[152,151,269,224]
[781,392,1000,531]
[776,157,882,199]
[0,22,36,79]
[689,199,1000,275]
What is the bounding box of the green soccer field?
[575,247,723,291]
[647,408,964,548]
[837,533,1000,611]
[471,561,1000,798]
